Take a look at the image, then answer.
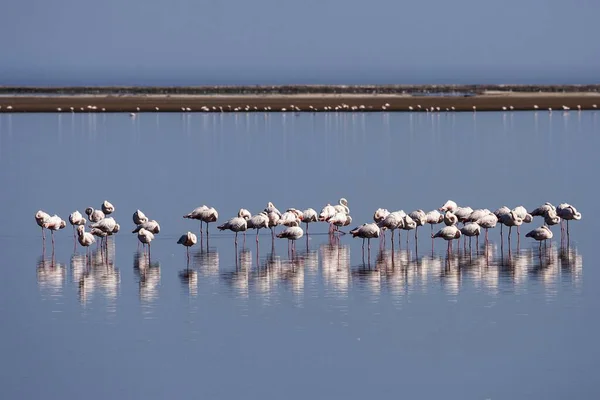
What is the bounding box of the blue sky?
[1,0,599,84]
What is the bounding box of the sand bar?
[1,85,599,112]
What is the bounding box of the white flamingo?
[319,203,337,233]
[526,225,553,250]
[454,206,473,224]
[43,215,66,249]
[439,200,458,213]
[333,198,350,215]
[137,228,155,257]
[247,212,270,243]
[350,223,381,253]
[85,207,105,223]
[133,209,148,225]
[460,222,481,249]
[276,220,304,253]
[68,210,86,246]
[499,210,523,242]
[218,217,247,245]
[177,231,197,264]
[425,210,444,234]
[432,225,461,252]
[77,225,96,257]
[101,200,115,215]
[556,203,582,238]
[379,211,405,244]
[302,208,319,234]
[133,220,160,234]
[443,211,458,226]
[409,209,427,241]
[184,205,218,238]
[476,213,498,243]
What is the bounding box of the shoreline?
[1,86,600,112]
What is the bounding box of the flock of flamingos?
[34,198,582,262]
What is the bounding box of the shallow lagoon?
[0,110,597,399]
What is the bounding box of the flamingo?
[276,220,304,254]
[432,226,461,253]
[493,206,511,237]
[137,228,155,258]
[319,203,337,233]
[85,207,105,223]
[499,210,523,242]
[425,210,444,235]
[133,209,148,225]
[101,200,115,215]
[217,217,247,245]
[379,211,405,245]
[177,231,197,264]
[526,225,553,251]
[439,200,458,213]
[476,213,498,243]
[280,209,303,227]
[409,209,427,241]
[329,213,352,234]
[443,211,458,226]
[69,210,86,248]
[401,214,417,245]
[35,210,51,244]
[460,222,481,249]
[264,201,282,217]
[247,212,270,243]
[132,220,160,234]
[454,207,473,224]
[184,205,218,238]
[301,208,319,234]
[43,215,66,250]
[556,203,582,238]
[531,202,556,217]
[512,206,533,238]
[77,225,96,258]
[333,198,350,215]
[350,223,381,254]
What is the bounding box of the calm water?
[0,110,598,399]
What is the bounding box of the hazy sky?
[1,0,599,84]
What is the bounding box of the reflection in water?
[133,251,161,307]
[71,244,120,308]
[35,237,584,307]
[37,257,66,299]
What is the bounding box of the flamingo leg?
[51,230,55,249]
[256,229,259,243]
[235,232,238,246]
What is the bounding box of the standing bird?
[443,211,458,226]
[439,200,458,213]
[333,198,350,215]
[454,207,474,224]
[531,202,556,218]
[177,231,197,264]
[69,210,87,249]
[133,209,148,225]
[77,225,96,257]
[276,220,304,253]
[301,208,319,235]
[476,213,498,243]
[133,220,161,234]
[493,206,511,237]
[350,223,381,253]
[35,210,51,244]
[264,201,282,217]
[460,222,481,249]
[329,213,352,233]
[526,225,553,251]
[512,206,533,238]
[425,210,444,235]
[556,203,582,238]
[137,228,155,258]
[217,217,247,245]
[247,212,270,243]
[401,215,417,245]
[280,209,303,227]
[409,209,427,241]
[373,208,390,224]
[379,211,404,245]
[238,208,252,221]
[499,210,523,242]
[266,211,281,239]
[432,225,461,253]
[85,207,105,223]
[101,200,115,215]
[319,203,337,233]
[43,215,66,249]
[184,205,218,238]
